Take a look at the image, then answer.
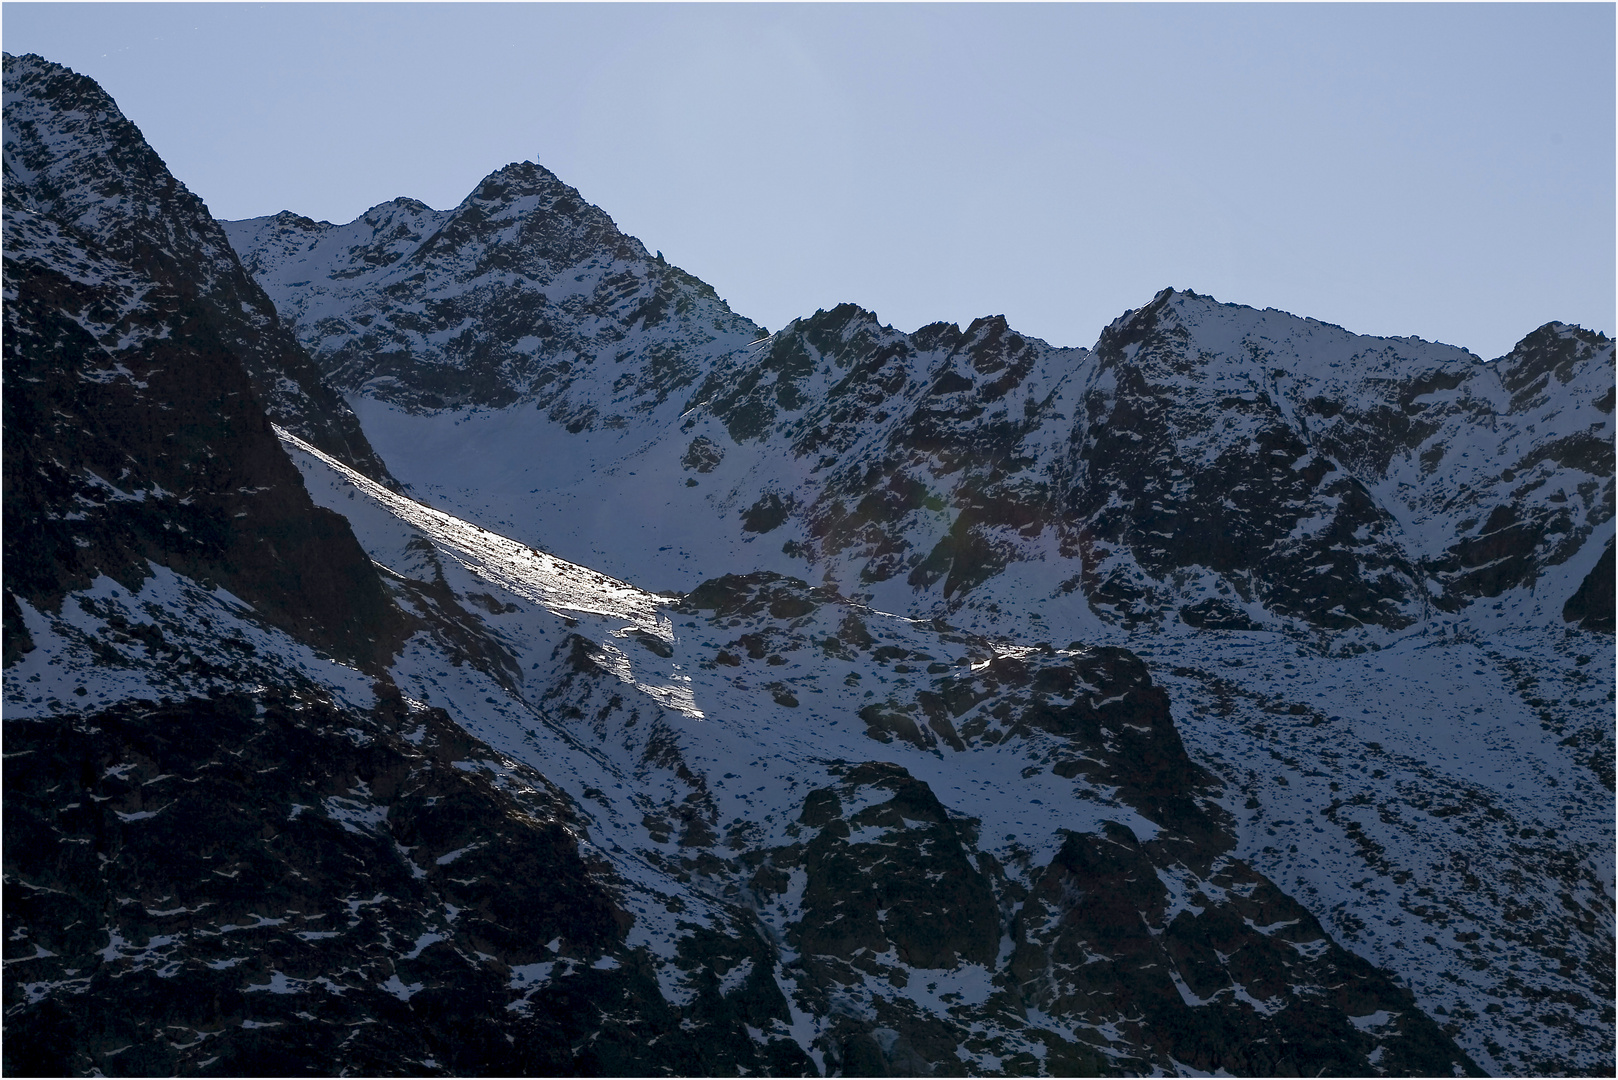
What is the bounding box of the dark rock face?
[2,50,408,668]
[1073,292,1423,630]
[2,173,404,672]
[793,763,1001,972]
[1,558,813,1078]
[2,695,622,1076]
[1422,324,1616,603]
[1179,598,1263,630]
[648,572,1481,1076]
[1013,825,1468,1077]
[1070,291,1616,632]
[3,692,815,1078]
[2,53,390,481]
[1564,538,1614,632]
[668,304,1090,620]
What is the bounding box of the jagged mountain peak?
[909,318,966,351]
[1496,320,1613,405]
[465,158,584,205]
[268,207,326,229]
[406,158,651,270]
[961,311,1013,337]
[1096,286,1480,376]
[224,163,762,414]
[357,194,436,222]
[1065,284,1612,635]
[773,306,1056,369]
[1093,284,1181,343]
[773,302,895,351]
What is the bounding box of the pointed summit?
[223,160,762,415]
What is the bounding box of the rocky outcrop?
[1012,824,1466,1077]
[654,572,1481,1075]
[2,53,390,481]
[792,762,1001,972]
[693,307,1085,607]
[2,177,404,671]
[1564,537,1614,631]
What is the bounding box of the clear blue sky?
[6,3,1613,359]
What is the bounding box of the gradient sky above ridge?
[5,3,1613,361]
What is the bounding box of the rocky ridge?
[221,163,763,418]
[229,179,1612,648]
[1,124,400,670]
[2,52,391,481]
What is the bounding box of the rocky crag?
[3,53,390,482]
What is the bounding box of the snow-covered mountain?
[3,52,691,1076]
[226,151,1615,1075]
[277,428,1478,1077]
[229,194,1613,653]
[4,50,1611,1077]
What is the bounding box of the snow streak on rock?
[278,427,697,720]
[278,428,668,633]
